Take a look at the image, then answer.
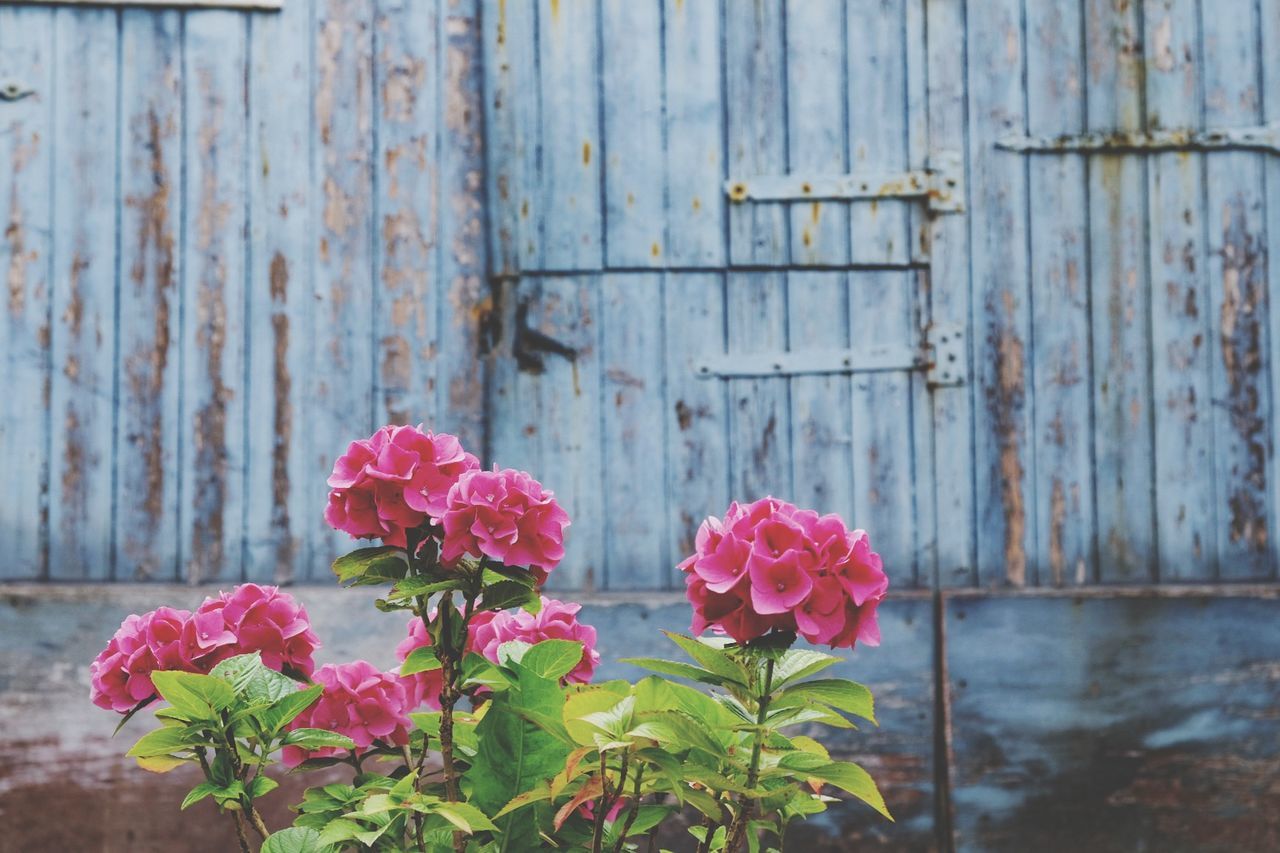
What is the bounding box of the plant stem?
[726,656,775,853]
[247,806,270,841]
[590,751,612,853]
[231,811,253,853]
[611,766,645,853]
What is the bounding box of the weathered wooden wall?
[0,0,488,584]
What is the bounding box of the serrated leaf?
[127,725,199,759]
[249,775,280,799]
[181,782,220,810]
[553,775,603,830]
[564,690,630,745]
[461,652,512,692]
[260,827,336,853]
[620,657,733,687]
[136,753,190,773]
[771,649,842,687]
[432,801,499,834]
[211,653,299,704]
[282,728,357,751]
[400,645,444,676]
[663,632,750,686]
[480,580,540,612]
[112,695,158,736]
[331,546,408,585]
[520,639,583,682]
[389,576,459,601]
[771,678,875,723]
[150,671,236,719]
[259,684,324,735]
[779,756,891,820]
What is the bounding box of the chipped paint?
[986,290,1028,586]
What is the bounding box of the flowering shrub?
[93,424,889,853]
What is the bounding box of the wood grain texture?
[0,5,53,580]
[947,594,1280,852]
[48,5,119,580]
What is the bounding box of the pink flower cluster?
[679,497,888,648]
[396,596,599,708]
[440,468,570,581]
[90,584,320,714]
[324,425,570,579]
[325,425,479,548]
[282,661,412,768]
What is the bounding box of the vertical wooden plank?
[115,10,182,581]
[312,0,375,573]
[600,274,667,588]
[244,0,314,582]
[1144,0,1216,580]
[527,276,603,591]
[785,0,849,266]
[180,10,248,583]
[373,0,440,427]
[436,0,488,454]
[850,272,918,585]
[1086,0,1155,583]
[481,0,524,277]
[1202,0,1271,579]
[966,0,1034,586]
[1264,0,1280,578]
[0,7,53,580]
[726,273,792,501]
[847,0,912,266]
[537,0,601,271]
[48,7,118,580]
[662,0,724,268]
[725,0,788,266]
[601,0,664,268]
[663,273,730,578]
[1026,1,1093,587]
[486,278,543,476]
[787,273,854,517]
[925,0,975,587]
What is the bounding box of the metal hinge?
[997,122,1280,155]
[724,150,965,213]
[694,323,966,387]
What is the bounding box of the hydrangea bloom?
[188,584,320,677]
[440,468,570,580]
[678,497,888,648]
[325,424,479,547]
[90,607,193,713]
[468,597,600,685]
[281,661,412,768]
[395,615,444,711]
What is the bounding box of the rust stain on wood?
[986,290,1028,586]
[1049,478,1066,587]
[6,129,40,318]
[269,252,294,576]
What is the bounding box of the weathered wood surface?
[0,0,489,583]
[946,593,1280,852]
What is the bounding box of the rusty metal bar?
[997,122,1280,154]
[725,151,965,212]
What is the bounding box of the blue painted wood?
[662,0,724,268]
[1144,0,1217,581]
[1265,0,1280,580]
[243,0,314,583]
[601,0,664,268]
[1201,0,1272,580]
[1086,0,1157,584]
[48,5,119,581]
[600,274,668,588]
[115,9,183,582]
[180,10,249,583]
[0,5,53,580]
[536,0,601,271]
[966,0,1035,586]
[1026,0,1093,587]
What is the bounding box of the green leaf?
[400,645,444,677]
[249,775,280,799]
[282,729,357,751]
[260,827,336,853]
[112,695,158,736]
[259,684,324,735]
[432,801,500,834]
[771,649,842,687]
[563,689,630,746]
[150,671,236,719]
[663,632,750,686]
[465,662,571,852]
[181,782,220,810]
[211,653,299,704]
[331,546,408,585]
[479,580,540,612]
[127,725,198,758]
[461,652,512,691]
[779,756,891,820]
[135,753,190,773]
[620,657,734,687]
[496,639,533,667]
[389,576,459,601]
[520,639,583,682]
[771,678,875,723]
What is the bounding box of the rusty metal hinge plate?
[997,122,1280,155]
[725,150,965,213]
[924,323,965,388]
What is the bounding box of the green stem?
[726,656,775,853]
[611,765,645,853]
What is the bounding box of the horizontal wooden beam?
[5,0,282,10]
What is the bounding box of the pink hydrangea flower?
[678,497,889,649]
[440,468,570,579]
[90,607,193,713]
[188,584,320,676]
[281,661,412,768]
[467,596,600,684]
[395,616,444,711]
[325,424,479,548]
